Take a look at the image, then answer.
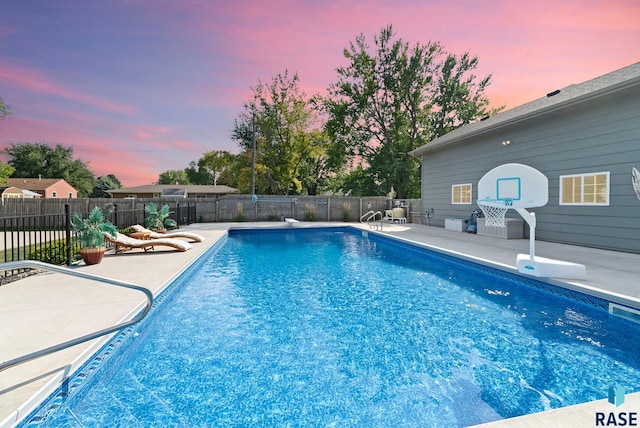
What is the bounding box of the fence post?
[3,218,6,263]
[113,203,119,228]
[65,204,72,266]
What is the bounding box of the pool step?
[106,369,187,426]
[40,383,142,427]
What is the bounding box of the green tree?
[185,150,239,186]
[232,71,340,195]
[5,143,96,197]
[334,166,380,197]
[184,161,208,185]
[325,25,501,198]
[157,169,190,185]
[296,129,341,195]
[89,174,122,198]
[222,151,256,194]
[0,96,10,126]
[0,162,15,185]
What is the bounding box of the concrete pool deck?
[1,221,638,427]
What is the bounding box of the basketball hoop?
[477,199,511,227]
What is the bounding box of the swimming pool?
[23,227,640,426]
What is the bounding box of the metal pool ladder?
[360,210,383,230]
[0,260,153,372]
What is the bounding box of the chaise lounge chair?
[131,225,205,242]
[104,232,192,254]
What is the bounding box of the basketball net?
[477,199,511,227]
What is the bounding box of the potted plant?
[71,205,117,265]
[144,202,177,233]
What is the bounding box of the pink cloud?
[0,62,135,115]
[152,0,640,128]
[130,125,174,141]
[167,139,199,150]
[0,116,206,185]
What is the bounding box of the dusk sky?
[1,1,638,186]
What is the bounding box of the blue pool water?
[26,228,640,427]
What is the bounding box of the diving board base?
[516,254,587,280]
[284,218,299,227]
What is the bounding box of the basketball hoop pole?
[515,208,536,258]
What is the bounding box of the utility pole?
[250,112,256,196]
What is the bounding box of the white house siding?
[418,77,640,253]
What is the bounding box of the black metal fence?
[1,206,73,267]
[0,202,197,283]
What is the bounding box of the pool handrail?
[360,210,374,223]
[360,210,383,230]
[0,260,153,372]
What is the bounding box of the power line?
[76,149,206,153]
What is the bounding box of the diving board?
[284,218,299,227]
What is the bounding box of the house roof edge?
[410,62,640,156]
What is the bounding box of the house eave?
[410,63,640,157]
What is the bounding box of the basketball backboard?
[477,163,548,209]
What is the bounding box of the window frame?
[451,183,473,205]
[559,171,610,206]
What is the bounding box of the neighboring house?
[108,184,238,199]
[410,62,640,253]
[7,178,77,198]
[0,186,28,201]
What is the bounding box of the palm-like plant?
[71,206,117,248]
[144,202,177,231]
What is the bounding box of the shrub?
[144,202,177,231]
[304,204,316,221]
[342,202,352,222]
[29,239,80,265]
[235,203,245,222]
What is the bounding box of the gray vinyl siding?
[420,83,640,253]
